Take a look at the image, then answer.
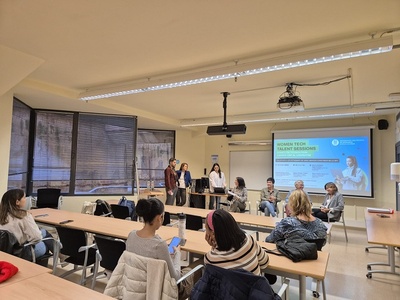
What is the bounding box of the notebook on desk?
[213,187,226,194]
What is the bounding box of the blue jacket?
[191,265,280,300]
[176,170,191,188]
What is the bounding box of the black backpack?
[94,199,112,216]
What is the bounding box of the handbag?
[264,235,318,262]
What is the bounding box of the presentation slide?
[273,127,373,197]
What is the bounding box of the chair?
[328,210,348,242]
[54,226,97,285]
[91,235,126,289]
[306,238,327,299]
[0,229,59,268]
[186,214,203,231]
[192,264,289,300]
[36,188,62,209]
[110,204,131,220]
[162,211,171,226]
[104,251,203,299]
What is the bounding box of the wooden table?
[31,208,175,241]
[365,210,400,278]
[0,272,113,299]
[139,189,164,199]
[0,251,51,287]
[164,205,332,237]
[180,229,329,300]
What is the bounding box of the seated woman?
[125,198,193,300]
[313,182,344,222]
[0,189,54,260]
[266,190,327,243]
[228,177,248,213]
[259,177,281,217]
[204,209,269,275]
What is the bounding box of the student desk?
[365,210,400,278]
[0,272,113,299]
[181,229,329,300]
[0,251,51,287]
[31,208,175,241]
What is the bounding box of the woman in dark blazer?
[313,182,344,221]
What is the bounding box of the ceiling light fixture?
[80,36,393,101]
[181,106,375,127]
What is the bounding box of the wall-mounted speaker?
[378,119,389,130]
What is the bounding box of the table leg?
[299,275,306,300]
[367,246,400,278]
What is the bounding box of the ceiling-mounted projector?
[277,83,305,112]
[277,96,305,112]
[207,92,247,136]
[207,124,247,135]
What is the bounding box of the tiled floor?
[50,225,400,299]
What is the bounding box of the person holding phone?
[126,198,193,300]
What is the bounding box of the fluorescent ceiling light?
[180,106,375,127]
[80,36,392,101]
[228,140,272,146]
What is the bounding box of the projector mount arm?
[221,91,230,130]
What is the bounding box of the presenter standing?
[209,163,226,209]
[176,162,191,206]
[164,158,178,205]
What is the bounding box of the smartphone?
[168,236,181,254]
[59,219,74,224]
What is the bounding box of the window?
[7,99,31,191]
[32,111,73,193]
[75,113,136,194]
[136,129,175,189]
[30,109,137,195]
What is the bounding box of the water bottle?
[150,180,154,190]
[146,180,150,189]
[178,213,186,240]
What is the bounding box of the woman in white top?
[209,163,226,209]
[0,189,53,258]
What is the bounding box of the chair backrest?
[110,204,130,219]
[0,230,31,260]
[56,226,87,257]
[186,214,203,231]
[36,188,61,208]
[162,211,171,226]
[94,235,126,271]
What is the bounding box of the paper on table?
[367,207,394,214]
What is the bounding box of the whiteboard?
[229,151,272,190]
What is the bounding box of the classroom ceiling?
[1,1,400,131]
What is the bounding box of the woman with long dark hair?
[204,209,269,275]
[176,162,191,206]
[209,163,226,209]
[228,177,247,213]
[0,189,53,259]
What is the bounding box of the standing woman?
[313,182,344,222]
[208,163,226,209]
[126,198,193,299]
[176,162,192,206]
[228,177,248,213]
[0,189,54,259]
